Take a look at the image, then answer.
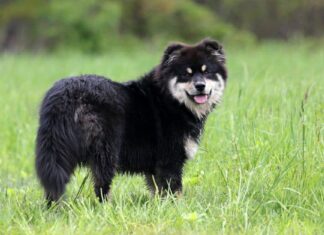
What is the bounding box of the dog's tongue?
[193,95,208,104]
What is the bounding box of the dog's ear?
[201,38,226,64]
[162,43,184,64]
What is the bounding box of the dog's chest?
[184,136,199,159]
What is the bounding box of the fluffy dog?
[35,38,227,203]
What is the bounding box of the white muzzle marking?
[168,73,225,119]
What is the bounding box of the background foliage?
[197,0,324,39]
[1,0,323,52]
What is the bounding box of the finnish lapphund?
[35,38,227,203]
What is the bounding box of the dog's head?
[158,38,227,119]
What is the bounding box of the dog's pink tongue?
[193,95,208,104]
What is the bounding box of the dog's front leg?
[146,165,183,196]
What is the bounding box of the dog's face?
[159,39,227,119]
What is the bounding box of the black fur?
[35,38,227,203]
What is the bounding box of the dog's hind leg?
[90,145,115,202]
[89,140,117,202]
[79,109,122,202]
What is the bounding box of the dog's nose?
[195,82,206,92]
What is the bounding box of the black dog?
[35,38,227,203]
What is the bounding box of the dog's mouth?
[186,90,211,105]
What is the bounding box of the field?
[0,43,323,234]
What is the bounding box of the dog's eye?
[186,67,193,75]
[201,64,208,73]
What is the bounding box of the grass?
[0,42,323,234]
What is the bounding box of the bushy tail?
[35,92,81,203]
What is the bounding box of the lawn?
[0,42,323,234]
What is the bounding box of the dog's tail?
[35,84,81,204]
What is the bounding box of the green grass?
[0,42,323,234]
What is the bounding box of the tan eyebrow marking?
[201,64,207,72]
[186,67,193,74]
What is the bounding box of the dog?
[35,38,227,203]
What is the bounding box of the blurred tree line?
[196,0,324,39]
[0,0,323,52]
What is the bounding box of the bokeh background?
[1,0,323,53]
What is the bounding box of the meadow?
[0,42,323,234]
